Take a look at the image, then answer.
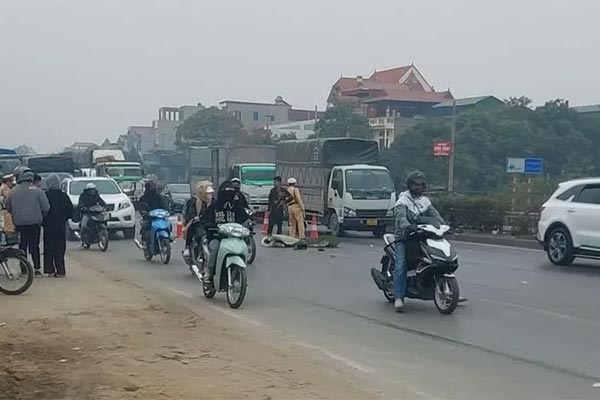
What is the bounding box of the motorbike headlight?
[119,201,132,211]
[386,208,394,217]
[220,224,250,238]
[344,207,357,218]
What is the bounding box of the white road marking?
[291,341,374,374]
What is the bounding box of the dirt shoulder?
[0,256,375,400]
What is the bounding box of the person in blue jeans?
[393,171,444,312]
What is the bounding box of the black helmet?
[14,166,34,184]
[406,170,427,196]
[145,180,157,193]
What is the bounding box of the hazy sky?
[1,0,599,152]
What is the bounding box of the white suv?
[537,178,600,265]
[62,177,136,240]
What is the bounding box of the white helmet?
[287,177,297,185]
[86,182,97,190]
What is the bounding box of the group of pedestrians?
[1,168,72,277]
[267,176,306,240]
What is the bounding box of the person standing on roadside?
[43,174,73,277]
[267,176,285,236]
[32,173,43,189]
[286,178,306,240]
[5,167,50,276]
[1,174,15,232]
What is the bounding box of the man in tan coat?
[1,174,15,232]
[286,178,305,239]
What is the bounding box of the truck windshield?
[106,167,143,178]
[345,169,394,196]
[240,166,275,186]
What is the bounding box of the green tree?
[176,107,247,146]
[314,104,372,139]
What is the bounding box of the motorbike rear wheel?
[0,252,34,295]
[227,265,247,309]
[433,276,459,315]
[98,229,109,252]
[159,237,171,265]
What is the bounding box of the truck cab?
[229,163,275,214]
[96,161,144,201]
[327,165,396,237]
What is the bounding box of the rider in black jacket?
[77,183,106,239]
[139,180,169,243]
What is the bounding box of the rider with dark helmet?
[139,179,169,244]
[392,171,444,312]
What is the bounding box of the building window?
[234,111,242,121]
[253,111,259,121]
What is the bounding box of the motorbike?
[0,231,34,295]
[189,223,249,309]
[370,219,460,314]
[134,206,173,264]
[77,205,109,252]
[182,217,209,276]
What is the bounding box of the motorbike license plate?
[366,219,378,227]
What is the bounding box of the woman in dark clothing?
[43,174,73,277]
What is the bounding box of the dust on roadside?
[0,258,374,400]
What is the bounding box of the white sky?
[1,0,599,152]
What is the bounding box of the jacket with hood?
[394,191,444,241]
[5,182,50,226]
[43,174,74,231]
[78,188,106,210]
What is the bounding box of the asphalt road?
[68,230,600,399]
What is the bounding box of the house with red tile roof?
[327,64,453,147]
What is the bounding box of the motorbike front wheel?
[98,229,109,252]
[159,237,171,265]
[0,252,34,295]
[227,265,247,309]
[246,236,256,265]
[433,276,459,315]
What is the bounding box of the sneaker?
[183,248,190,258]
[394,298,405,312]
[34,270,42,277]
[54,274,66,278]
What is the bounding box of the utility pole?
[448,99,457,192]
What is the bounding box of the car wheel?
[123,228,135,239]
[546,227,575,266]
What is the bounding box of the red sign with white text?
[433,141,452,156]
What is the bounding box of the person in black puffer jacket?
[43,174,73,277]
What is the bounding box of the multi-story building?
[151,104,204,151]
[126,126,154,154]
[269,119,317,140]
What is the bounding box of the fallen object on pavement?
[261,234,340,249]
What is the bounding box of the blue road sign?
[524,158,543,174]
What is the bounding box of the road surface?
[67,231,600,399]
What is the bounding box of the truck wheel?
[329,213,344,237]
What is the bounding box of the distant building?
[126,126,154,154]
[430,95,504,116]
[270,119,317,140]
[572,104,600,119]
[152,104,204,151]
[220,96,324,132]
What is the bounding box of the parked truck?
[95,160,144,201]
[25,155,75,185]
[276,138,396,237]
[188,145,276,213]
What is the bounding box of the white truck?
[188,145,276,214]
[276,138,396,237]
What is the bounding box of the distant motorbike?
[370,218,460,314]
[78,205,109,252]
[134,205,173,265]
[190,223,249,309]
[0,231,34,295]
[243,209,257,265]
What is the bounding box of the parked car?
[62,177,136,240]
[537,178,600,265]
[164,183,191,213]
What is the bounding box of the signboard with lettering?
[433,141,452,156]
[506,157,543,174]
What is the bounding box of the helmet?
[86,182,97,190]
[145,180,157,193]
[14,166,34,184]
[406,171,426,196]
[287,177,297,185]
[206,186,215,194]
[231,178,241,184]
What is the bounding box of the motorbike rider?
[230,177,249,210]
[182,181,215,260]
[139,180,169,245]
[393,171,444,312]
[200,180,248,282]
[77,182,107,240]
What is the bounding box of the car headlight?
[344,207,357,218]
[119,201,132,211]
[386,209,394,217]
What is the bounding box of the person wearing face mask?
[392,171,444,312]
